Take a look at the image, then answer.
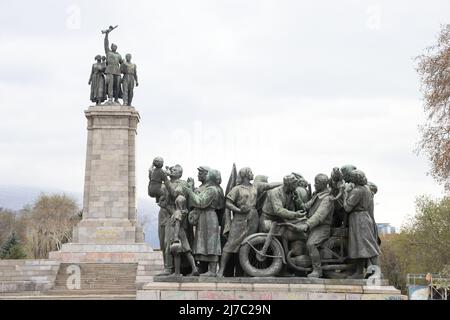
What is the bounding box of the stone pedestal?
[77,105,142,244]
[137,277,407,300]
[50,105,154,263]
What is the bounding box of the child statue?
[148,156,169,203]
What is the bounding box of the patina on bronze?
[148,160,381,280]
[88,26,139,106]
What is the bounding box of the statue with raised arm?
[103,26,123,104]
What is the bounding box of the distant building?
[377,223,396,235]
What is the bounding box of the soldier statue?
[121,54,139,106]
[103,26,123,104]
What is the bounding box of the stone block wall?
[0,260,60,294]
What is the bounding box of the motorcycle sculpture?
[239,219,355,278]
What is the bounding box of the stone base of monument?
[49,245,163,290]
[137,277,407,300]
[0,251,164,299]
[40,103,167,295]
[0,260,61,294]
[49,243,158,263]
[72,219,145,244]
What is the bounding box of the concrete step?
[55,273,137,277]
[53,287,137,291]
[57,274,136,277]
[55,276,136,279]
[0,260,154,298]
[137,271,163,277]
[54,282,136,286]
[58,270,137,274]
[0,278,54,287]
[0,290,45,296]
[1,264,60,269]
[62,264,137,266]
[135,258,164,289]
[0,277,54,283]
[137,264,164,271]
[0,267,60,272]
[54,282,137,287]
[0,281,54,293]
[47,263,139,295]
[0,260,61,293]
[137,260,163,265]
[137,271,161,277]
[54,280,136,284]
[0,294,136,300]
[57,264,137,274]
[54,276,136,281]
[0,260,60,266]
[54,282,135,286]
[49,288,136,294]
[0,266,21,270]
[135,275,154,282]
[54,277,136,281]
[0,272,57,278]
[0,270,59,277]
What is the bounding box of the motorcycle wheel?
[239,235,284,277]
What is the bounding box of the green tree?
[0,232,27,259]
[379,233,407,292]
[405,196,450,272]
[0,208,28,257]
[0,209,15,245]
[379,196,450,292]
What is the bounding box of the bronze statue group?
[89,26,138,106]
[149,157,381,280]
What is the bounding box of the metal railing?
[407,273,450,300]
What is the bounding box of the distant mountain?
[0,185,160,248]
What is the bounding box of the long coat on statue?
[189,184,222,262]
[344,186,380,259]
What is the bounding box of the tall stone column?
[50,105,155,263]
[74,105,142,243]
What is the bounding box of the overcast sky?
[0,0,448,228]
